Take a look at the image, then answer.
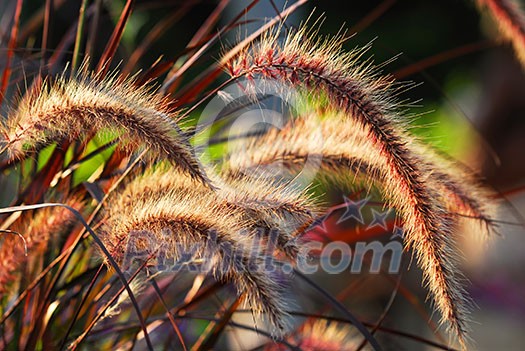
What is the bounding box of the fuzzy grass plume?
[266,319,371,351]
[226,112,496,235]
[223,24,498,347]
[0,69,210,185]
[477,0,525,69]
[0,197,82,294]
[112,165,319,260]
[101,169,295,335]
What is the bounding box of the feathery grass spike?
[0,70,210,185]
[226,113,496,236]
[266,320,372,351]
[112,166,318,260]
[224,23,485,347]
[477,0,525,69]
[0,198,82,294]
[101,173,291,335]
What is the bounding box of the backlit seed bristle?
[0,198,83,294]
[0,69,210,185]
[101,175,291,334]
[223,25,492,346]
[477,0,525,69]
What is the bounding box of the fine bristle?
[218,170,320,260]
[0,71,210,186]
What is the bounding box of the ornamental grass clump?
[0,2,517,350]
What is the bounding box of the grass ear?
[101,173,292,336]
[2,72,211,186]
[222,24,503,347]
[477,0,525,70]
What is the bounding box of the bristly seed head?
[222,22,499,348]
[0,70,211,186]
[100,166,321,335]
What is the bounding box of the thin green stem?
[72,0,89,73]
